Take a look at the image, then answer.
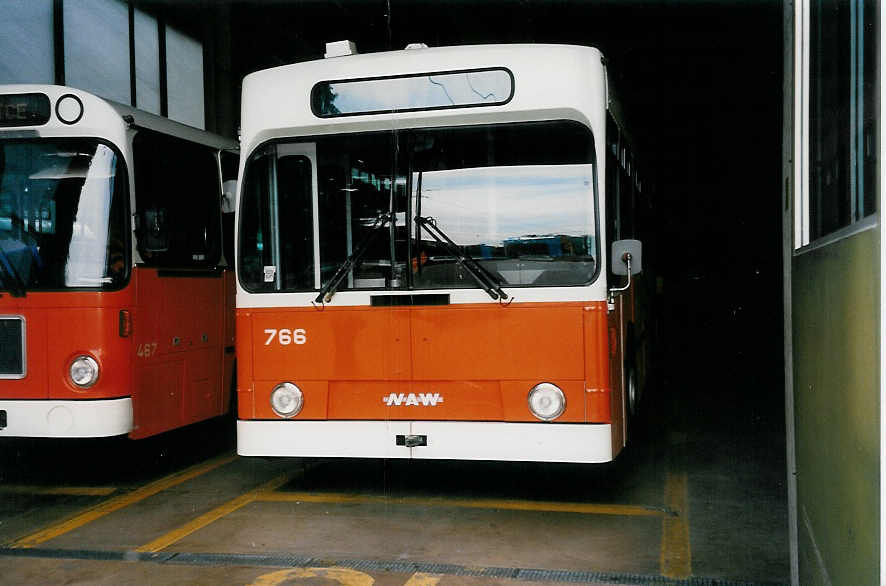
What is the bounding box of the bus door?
[130,130,226,438]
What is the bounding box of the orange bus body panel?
[0,289,133,401]
[583,303,613,423]
[410,305,585,380]
[0,268,232,439]
[238,300,613,424]
[129,268,228,439]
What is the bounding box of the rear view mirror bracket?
[608,239,642,302]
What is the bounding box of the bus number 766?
[264,328,307,346]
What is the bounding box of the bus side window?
[605,114,620,263]
[619,152,635,240]
[133,130,222,268]
[606,113,636,250]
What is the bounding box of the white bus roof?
[240,43,611,154]
[0,84,236,151]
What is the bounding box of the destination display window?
[312,68,513,117]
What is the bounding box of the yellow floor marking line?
[136,470,297,553]
[0,485,117,496]
[249,567,375,586]
[660,468,692,578]
[403,572,442,586]
[256,491,669,518]
[7,453,237,549]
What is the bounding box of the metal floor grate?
[0,546,785,586]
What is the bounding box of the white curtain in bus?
[65,144,116,287]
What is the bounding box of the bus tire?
[626,361,639,418]
[624,322,640,418]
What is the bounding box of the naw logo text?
[382,393,445,407]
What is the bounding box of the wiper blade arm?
[0,240,27,298]
[414,216,507,301]
[315,211,393,304]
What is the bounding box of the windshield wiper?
[0,241,27,298]
[414,215,508,301]
[315,211,393,304]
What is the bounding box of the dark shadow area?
[0,415,234,486]
[285,444,666,507]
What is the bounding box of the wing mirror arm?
[608,239,642,303]
[608,253,633,302]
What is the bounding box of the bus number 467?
[264,328,307,346]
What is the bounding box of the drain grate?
[0,547,785,586]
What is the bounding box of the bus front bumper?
[237,420,614,463]
[0,398,133,438]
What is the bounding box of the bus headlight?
[270,382,303,418]
[528,382,565,421]
[69,355,99,388]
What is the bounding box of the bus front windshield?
[0,139,128,292]
[239,120,597,294]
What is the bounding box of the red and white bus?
[235,43,650,463]
[0,85,238,439]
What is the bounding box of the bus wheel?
[626,361,639,418]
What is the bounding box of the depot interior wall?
[0,0,235,137]
[792,229,880,585]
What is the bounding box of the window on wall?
[64,0,131,105]
[0,0,54,84]
[807,0,877,242]
[134,8,161,115]
[166,25,205,129]
[1,1,207,130]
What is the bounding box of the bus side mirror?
[136,207,170,252]
[221,180,237,213]
[611,239,642,276]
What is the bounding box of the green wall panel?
[793,228,879,584]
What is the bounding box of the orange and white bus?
[235,43,649,463]
[0,85,238,439]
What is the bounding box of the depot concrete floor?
[0,380,788,586]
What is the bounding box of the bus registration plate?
[396,435,427,448]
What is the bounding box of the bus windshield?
[239,120,597,294]
[0,139,128,292]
